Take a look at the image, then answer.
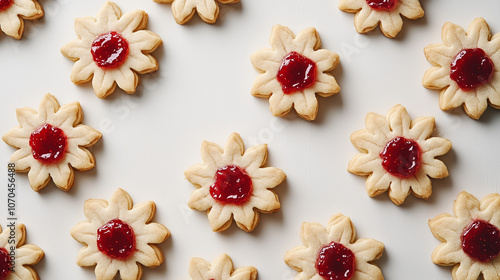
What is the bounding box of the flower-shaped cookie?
[154,0,239,25]
[2,94,102,192]
[348,104,452,205]
[285,213,384,280]
[0,224,44,280]
[61,1,162,98]
[0,0,43,39]
[188,254,257,280]
[338,0,424,38]
[251,25,340,121]
[71,188,170,280]
[429,191,500,280]
[185,132,286,232]
[423,18,500,119]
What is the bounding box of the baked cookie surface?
[0,0,43,39]
[188,254,257,280]
[154,0,239,24]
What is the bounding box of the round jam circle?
[29,123,67,164]
[461,220,500,262]
[450,48,494,90]
[97,219,136,260]
[316,242,355,280]
[380,137,421,178]
[277,51,317,94]
[210,165,253,205]
[0,248,10,280]
[0,0,13,11]
[91,31,129,69]
[366,0,398,11]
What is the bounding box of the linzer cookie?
[285,214,384,280]
[348,105,451,205]
[71,188,170,280]
[0,0,43,39]
[429,191,500,280]
[423,18,500,119]
[185,132,286,232]
[61,1,162,98]
[251,25,340,121]
[154,0,239,25]
[2,94,102,192]
[188,254,257,280]
[338,0,424,38]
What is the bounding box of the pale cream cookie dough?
[0,0,43,39]
[423,18,500,119]
[2,94,102,192]
[61,1,162,99]
[251,25,340,121]
[185,132,286,232]
[285,213,384,280]
[154,0,239,25]
[348,105,451,205]
[338,0,423,38]
[188,254,257,280]
[429,191,500,280]
[71,188,170,280]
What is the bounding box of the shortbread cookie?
[348,104,451,205]
[2,94,102,192]
[185,132,286,232]
[0,0,43,39]
[71,188,170,280]
[0,224,44,280]
[188,254,257,280]
[251,25,340,121]
[429,191,500,280]
[338,0,423,38]
[285,213,384,280]
[423,18,500,119]
[154,0,239,25]
[61,1,162,98]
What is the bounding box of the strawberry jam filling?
[0,248,11,280]
[450,48,494,90]
[97,219,136,260]
[29,123,67,164]
[210,165,253,205]
[380,137,421,178]
[366,0,398,11]
[277,51,317,94]
[316,242,355,280]
[91,31,129,69]
[461,220,500,262]
[0,0,13,11]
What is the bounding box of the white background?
[1,0,500,279]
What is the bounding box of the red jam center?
[0,0,13,11]
[97,219,136,260]
[91,31,129,69]
[450,48,494,90]
[461,220,500,262]
[210,165,253,205]
[277,51,317,94]
[380,137,421,178]
[316,242,355,280]
[0,248,10,280]
[29,123,67,164]
[366,0,398,10]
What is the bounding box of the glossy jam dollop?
[366,0,398,11]
[461,220,500,262]
[29,123,67,164]
[277,51,317,94]
[91,31,129,69]
[97,219,136,259]
[210,165,253,205]
[380,137,421,178]
[0,0,13,11]
[450,48,494,90]
[316,242,355,280]
[0,248,10,280]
